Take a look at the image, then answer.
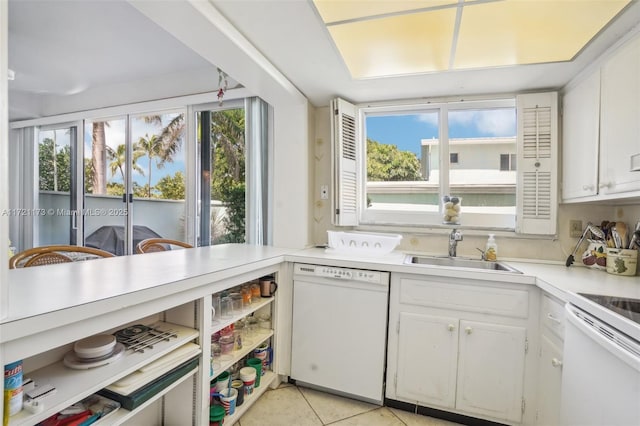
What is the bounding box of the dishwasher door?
[560,303,640,425]
[291,264,390,405]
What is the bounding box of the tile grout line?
[386,406,410,426]
[295,385,326,425]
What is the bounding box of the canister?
[4,360,23,424]
[605,248,638,276]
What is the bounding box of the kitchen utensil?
[615,222,628,249]
[566,222,605,267]
[611,228,622,249]
[628,221,640,249]
[629,230,640,250]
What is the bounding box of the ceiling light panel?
[314,0,457,23]
[328,8,457,78]
[454,0,630,69]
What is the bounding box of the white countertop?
[3,244,639,342]
[288,247,640,340]
[2,244,290,335]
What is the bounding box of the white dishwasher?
[290,263,390,404]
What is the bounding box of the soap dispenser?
[485,234,498,261]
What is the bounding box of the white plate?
[74,334,117,359]
[64,343,125,370]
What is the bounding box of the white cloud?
[449,109,515,136]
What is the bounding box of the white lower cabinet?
[535,293,565,425]
[387,273,537,425]
[456,320,526,423]
[395,313,458,408]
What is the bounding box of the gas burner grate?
[115,323,178,353]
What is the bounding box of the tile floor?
[238,383,461,426]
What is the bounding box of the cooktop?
[578,293,640,326]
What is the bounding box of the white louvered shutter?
[331,98,358,226]
[516,92,558,235]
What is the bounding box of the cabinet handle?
[465,327,472,335]
[582,184,594,191]
[447,324,455,332]
[551,358,563,368]
[599,182,612,189]
[547,313,562,324]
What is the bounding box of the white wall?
[128,0,311,249]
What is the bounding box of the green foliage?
[367,138,422,181]
[106,182,125,196]
[211,109,245,201]
[156,171,186,200]
[217,181,246,244]
[39,138,71,192]
[209,109,246,243]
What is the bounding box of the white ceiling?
[8,0,640,121]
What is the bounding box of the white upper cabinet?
[562,30,640,202]
[562,70,601,200]
[599,34,640,195]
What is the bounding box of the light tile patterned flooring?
[238,383,461,426]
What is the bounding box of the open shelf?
[108,366,199,425]
[210,328,274,381]
[9,322,198,426]
[211,297,274,335]
[212,371,277,426]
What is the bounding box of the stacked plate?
[64,334,125,370]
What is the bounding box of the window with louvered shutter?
[516,93,558,235]
[331,98,358,226]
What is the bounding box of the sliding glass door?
[83,111,187,255]
[36,123,80,246]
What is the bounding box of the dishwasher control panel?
[294,264,385,284]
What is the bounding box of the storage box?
[327,231,402,256]
[605,248,638,276]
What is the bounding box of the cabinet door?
[456,320,526,423]
[562,70,600,200]
[536,334,563,426]
[600,35,640,194]
[395,312,458,408]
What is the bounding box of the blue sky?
[366,109,516,157]
[83,115,185,187]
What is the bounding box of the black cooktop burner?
[578,293,640,325]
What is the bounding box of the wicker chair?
[135,238,193,254]
[9,245,115,269]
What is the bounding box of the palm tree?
[91,121,108,194]
[137,134,164,198]
[140,114,185,164]
[107,143,144,181]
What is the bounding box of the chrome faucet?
[449,229,463,257]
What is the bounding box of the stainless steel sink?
[405,255,522,273]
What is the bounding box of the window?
[332,93,558,234]
[500,154,517,171]
[9,96,272,254]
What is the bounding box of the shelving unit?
[211,328,274,381]
[9,323,199,426]
[209,294,276,424]
[1,246,286,426]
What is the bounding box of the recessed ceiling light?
[313,0,631,78]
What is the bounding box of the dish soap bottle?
[485,234,498,261]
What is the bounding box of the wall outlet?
[320,185,329,200]
[569,220,583,238]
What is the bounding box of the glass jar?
[219,336,235,354]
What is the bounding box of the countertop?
[289,247,640,341]
[3,244,639,342]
